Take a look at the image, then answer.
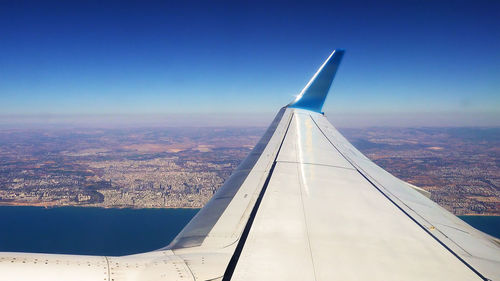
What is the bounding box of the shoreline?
[0,202,496,215]
[459,213,500,217]
[0,202,201,210]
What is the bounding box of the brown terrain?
[0,126,498,215]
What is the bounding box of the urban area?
[0,125,498,215]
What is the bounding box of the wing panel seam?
[104,256,111,281]
[277,160,355,170]
[294,114,318,281]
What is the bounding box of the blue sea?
[0,206,498,256]
[0,206,198,256]
[459,215,500,239]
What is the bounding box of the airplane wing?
[1,50,499,281]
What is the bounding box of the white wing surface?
[0,50,498,281]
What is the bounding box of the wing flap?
[405,182,432,198]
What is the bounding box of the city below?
[0,125,498,216]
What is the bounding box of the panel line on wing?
[104,256,111,281]
[294,113,318,281]
[277,160,356,170]
[296,114,310,195]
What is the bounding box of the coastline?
[0,202,201,210]
[460,213,500,217]
[1,201,497,215]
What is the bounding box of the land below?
[0,126,498,215]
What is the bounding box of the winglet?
[288,49,344,112]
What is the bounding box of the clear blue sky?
[0,0,498,126]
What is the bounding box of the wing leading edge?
[0,50,498,281]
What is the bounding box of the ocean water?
[0,206,198,256]
[0,206,498,256]
[459,215,500,239]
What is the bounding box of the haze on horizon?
[0,0,499,128]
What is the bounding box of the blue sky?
[0,0,498,126]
